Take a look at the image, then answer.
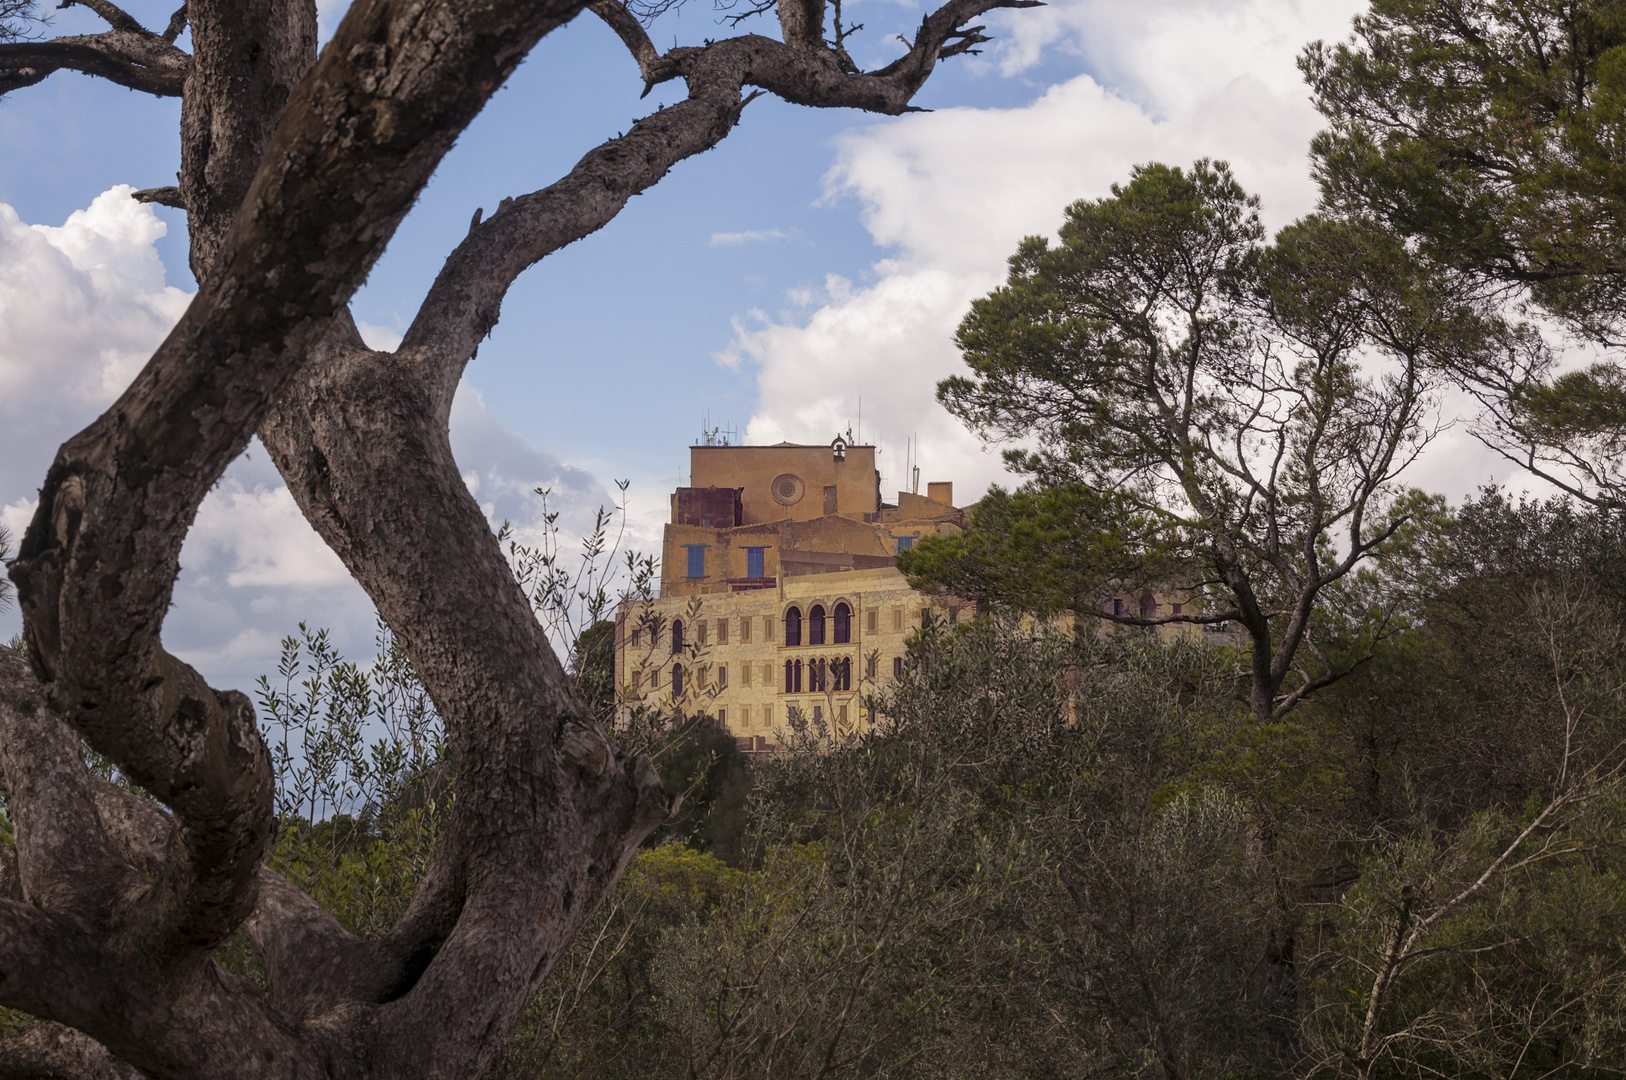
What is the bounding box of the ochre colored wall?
[689,444,879,524]
[659,512,968,597]
[617,567,1209,749]
[616,567,948,746]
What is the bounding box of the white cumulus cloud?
[0,189,634,692]
[0,186,191,507]
[727,0,1411,504]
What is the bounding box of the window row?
[782,603,852,646]
[703,702,858,732]
[682,545,772,579]
[782,656,852,694]
[1107,596,1184,618]
[785,701,852,728]
[629,604,937,656]
[631,654,908,696]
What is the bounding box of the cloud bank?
[720,0,1524,504]
[0,189,632,695]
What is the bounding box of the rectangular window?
[893,656,903,679]
[1113,598,1124,616]
[698,666,707,689]
[896,536,914,552]
[633,670,642,692]
[892,609,903,632]
[764,616,774,640]
[746,546,766,578]
[742,663,752,687]
[1172,603,1183,615]
[866,610,877,633]
[631,628,641,648]
[686,545,705,578]
[762,662,773,687]
[740,617,751,643]
[717,708,726,726]
[698,621,708,645]
[718,665,728,688]
[759,705,769,730]
[717,618,728,644]
[838,704,847,725]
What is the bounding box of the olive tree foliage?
[208,571,1626,1080]
[931,161,1497,720]
[1302,0,1626,507]
[492,615,1272,1080]
[479,499,1626,1080]
[1300,585,1626,1078]
[0,0,1039,1075]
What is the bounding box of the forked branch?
[0,26,188,96]
[407,0,1042,373]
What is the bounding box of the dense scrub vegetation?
[212,489,1626,1079]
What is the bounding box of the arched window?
[671,619,685,655]
[833,602,852,644]
[784,607,802,647]
[671,664,685,698]
[835,657,851,692]
[809,605,827,645]
[785,659,795,693]
[793,658,804,693]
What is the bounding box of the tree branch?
[160,3,185,43]
[58,0,143,33]
[588,0,676,92]
[258,333,674,1072]
[0,29,189,97]
[405,0,1043,376]
[0,648,135,918]
[82,771,430,1027]
[131,186,183,209]
[0,1022,142,1080]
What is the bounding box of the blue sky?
[2,0,1518,694]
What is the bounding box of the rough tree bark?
[0,0,1037,1077]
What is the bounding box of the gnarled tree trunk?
[0,0,1035,1075]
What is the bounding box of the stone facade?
[661,439,967,600]
[616,436,1214,754]
[615,565,956,752]
[615,437,976,751]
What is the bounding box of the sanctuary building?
[613,434,971,752]
[612,433,1209,754]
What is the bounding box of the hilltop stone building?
[614,435,1209,754]
[614,437,972,751]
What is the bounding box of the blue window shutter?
[896,536,914,552]
[687,545,704,578]
[746,547,765,578]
